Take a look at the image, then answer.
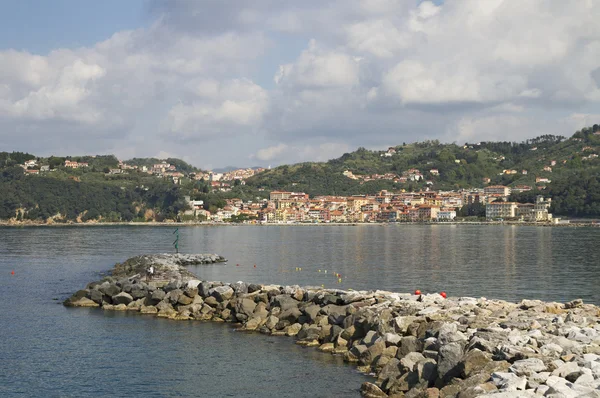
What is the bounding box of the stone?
[384,333,402,346]
[360,382,387,398]
[400,352,426,372]
[243,317,262,331]
[279,307,303,324]
[89,289,104,304]
[416,359,437,385]
[286,323,302,337]
[392,316,417,334]
[437,323,467,345]
[303,304,321,323]
[232,281,248,294]
[211,286,234,302]
[272,295,300,311]
[398,336,424,358]
[140,305,157,314]
[509,358,547,376]
[437,341,465,382]
[360,340,386,366]
[177,294,193,306]
[99,283,120,297]
[377,357,402,384]
[457,348,492,378]
[236,298,257,317]
[490,372,527,391]
[552,361,581,378]
[112,292,133,305]
[68,297,99,307]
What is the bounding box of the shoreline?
[65,254,600,397]
[1,220,599,228]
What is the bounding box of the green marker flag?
[172,228,179,253]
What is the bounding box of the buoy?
[299,267,302,271]
[324,270,327,274]
[338,278,342,283]
[440,292,447,298]
[11,270,15,275]
[253,264,256,268]
[318,270,321,273]
[236,264,240,267]
[414,289,421,295]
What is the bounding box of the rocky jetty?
[65,255,600,397]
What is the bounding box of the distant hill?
[245,125,600,216]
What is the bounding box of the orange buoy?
[414,289,421,295]
[253,264,256,268]
[11,270,15,275]
[440,292,447,298]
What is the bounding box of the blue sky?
[0,0,599,169]
[0,1,148,53]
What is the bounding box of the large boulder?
[437,341,465,382]
[211,286,234,302]
[271,295,300,311]
[112,292,134,305]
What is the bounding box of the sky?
[1,0,600,170]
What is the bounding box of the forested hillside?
[1,124,600,221]
[246,125,600,216]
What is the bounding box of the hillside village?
[180,186,553,224]
[2,125,599,224]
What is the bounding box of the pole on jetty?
[173,228,179,253]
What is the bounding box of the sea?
[1,224,599,397]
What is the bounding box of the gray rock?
[198,282,211,297]
[89,289,103,304]
[271,295,300,311]
[247,283,261,293]
[509,358,547,376]
[490,372,527,391]
[211,286,234,302]
[437,341,464,381]
[99,283,120,297]
[384,333,402,346]
[360,382,387,398]
[236,298,257,317]
[232,281,248,295]
[377,357,401,384]
[322,304,347,325]
[303,304,321,323]
[400,352,426,372]
[552,361,581,378]
[398,335,424,358]
[279,307,303,324]
[437,322,467,345]
[112,292,133,305]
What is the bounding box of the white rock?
[491,372,527,391]
[509,358,547,376]
[552,361,581,378]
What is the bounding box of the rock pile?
[65,256,600,397]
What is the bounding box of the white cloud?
[1,0,600,167]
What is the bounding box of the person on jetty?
[146,266,154,282]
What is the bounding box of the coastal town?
[183,187,554,224]
[15,157,558,225]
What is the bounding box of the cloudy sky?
[1,0,600,169]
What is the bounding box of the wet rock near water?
[65,255,600,397]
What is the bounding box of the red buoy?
[236,264,240,266]
[11,270,15,275]
[253,264,256,268]
[414,289,421,295]
[440,292,447,298]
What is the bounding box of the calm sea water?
[1,225,599,397]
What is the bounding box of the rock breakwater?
[65,255,600,397]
